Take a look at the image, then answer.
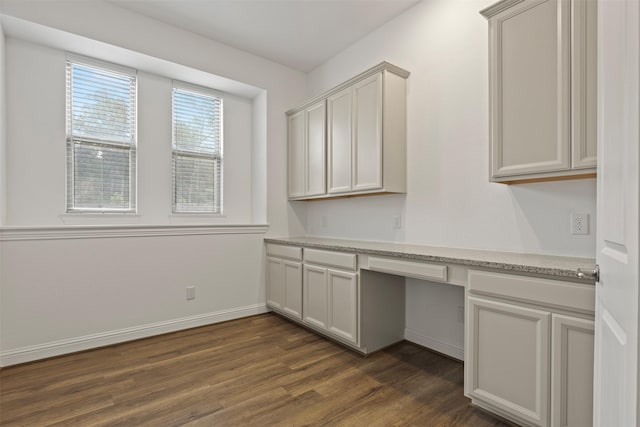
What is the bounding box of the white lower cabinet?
[303,264,358,346]
[550,315,594,427]
[465,270,595,427]
[266,244,303,320]
[302,264,329,329]
[327,269,358,344]
[466,296,551,427]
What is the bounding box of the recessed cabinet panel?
[467,296,550,427]
[282,261,303,320]
[494,0,570,177]
[571,0,597,169]
[306,101,326,196]
[482,0,596,182]
[288,111,305,198]
[303,265,328,329]
[266,257,283,310]
[353,73,383,191]
[551,315,594,427]
[328,89,353,194]
[327,269,358,344]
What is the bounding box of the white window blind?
[66,57,137,212]
[172,83,223,213]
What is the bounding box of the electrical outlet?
[457,306,464,324]
[571,213,589,235]
[393,216,402,229]
[186,286,196,300]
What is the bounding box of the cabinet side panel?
[360,270,405,353]
[382,71,407,193]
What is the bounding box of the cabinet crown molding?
[286,61,410,116]
[480,0,526,18]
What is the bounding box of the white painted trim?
[0,224,269,241]
[404,327,464,361]
[0,303,269,366]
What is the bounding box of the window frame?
[171,80,224,215]
[65,53,138,214]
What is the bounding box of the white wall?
[0,0,307,365]
[0,20,6,226]
[0,0,308,235]
[5,38,254,226]
[304,0,597,358]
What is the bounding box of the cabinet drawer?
[368,256,447,282]
[468,270,595,314]
[305,248,357,270]
[266,244,302,261]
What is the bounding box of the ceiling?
[108,0,420,72]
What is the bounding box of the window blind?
[172,84,223,213]
[66,58,137,212]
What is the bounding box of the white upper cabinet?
[327,88,353,194]
[481,0,597,183]
[288,62,409,200]
[352,73,383,191]
[287,100,326,198]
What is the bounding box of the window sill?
[0,224,269,241]
[59,213,142,226]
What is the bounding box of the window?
[66,57,137,212]
[172,82,223,213]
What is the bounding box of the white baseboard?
[0,303,268,367]
[404,328,464,361]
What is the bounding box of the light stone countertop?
[264,236,597,282]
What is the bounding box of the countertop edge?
[264,237,595,282]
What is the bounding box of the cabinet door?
[303,265,328,329]
[489,0,571,178]
[306,101,326,196]
[288,110,305,198]
[550,314,594,427]
[571,0,597,169]
[352,73,383,191]
[282,261,303,320]
[327,269,358,344]
[466,296,550,427]
[266,257,283,310]
[327,88,353,194]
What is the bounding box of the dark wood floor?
[0,313,510,426]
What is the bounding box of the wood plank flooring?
[0,313,510,426]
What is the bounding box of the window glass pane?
[73,142,132,210]
[173,90,221,155]
[66,58,136,212]
[173,155,219,213]
[70,63,135,144]
[172,85,222,214]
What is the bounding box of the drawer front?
[266,243,302,261]
[468,270,595,314]
[368,256,447,282]
[305,248,357,270]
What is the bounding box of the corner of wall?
[0,20,6,226]
[251,90,267,225]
